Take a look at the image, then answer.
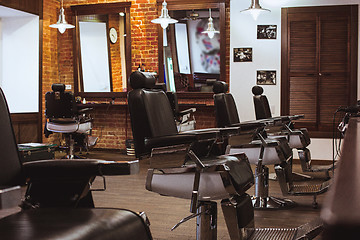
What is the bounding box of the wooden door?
[281,5,358,137]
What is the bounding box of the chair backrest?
[0,88,23,186]
[45,84,77,120]
[128,71,178,158]
[213,81,241,127]
[252,86,272,120]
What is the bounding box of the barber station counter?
[76,99,216,150]
[321,117,360,239]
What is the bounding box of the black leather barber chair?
[0,87,152,239]
[128,71,323,239]
[252,85,333,179]
[45,83,96,159]
[213,82,330,208]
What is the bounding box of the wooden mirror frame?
[71,2,131,98]
[155,0,227,99]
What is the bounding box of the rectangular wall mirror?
[72,2,131,97]
[156,0,226,96]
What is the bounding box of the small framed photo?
[257,25,277,39]
[234,48,252,62]
[256,70,276,85]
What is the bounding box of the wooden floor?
[87,150,328,240]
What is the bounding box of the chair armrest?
[145,134,199,150]
[177,108,196,117]
[0,186,21,209]
[78,107,93,114]
[22,159,139,178]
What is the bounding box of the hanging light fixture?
[240,0,270,21]
[49,0,75,34]
[151,0,178,29]
[202,9,219,39]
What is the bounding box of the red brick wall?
[108,14,123,92]
[42,0,228,150]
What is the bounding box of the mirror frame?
[71,2,132,98]
[155,0,226,98]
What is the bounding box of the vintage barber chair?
[213,82,330,208]
[0,87,152,239]
[128,71,323,239]
[45,83,96,159]
[252,85,333,178]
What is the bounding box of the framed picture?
[234,48,252,62]
[256,70,276,85]
[257,25,277,39]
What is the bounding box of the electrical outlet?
[271,105,275,114]
[65,85,72,90]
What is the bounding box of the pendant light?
[50,0,75,34]
[151,0,178,29]
[202,9,219,39]
[240,0,270,21]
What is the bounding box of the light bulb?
[161,22,169,29]
[58,25,66,34]
[207,31,215,39]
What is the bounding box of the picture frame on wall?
[256,70,276,85]
[234,48,252,62]
[257,25,277,39]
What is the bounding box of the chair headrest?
[252,86,264,96]
[213,81,228,94]
[52,83,65,92]
[129,71,156,89]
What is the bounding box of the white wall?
[1,15,39,113]
[230,0,360,160]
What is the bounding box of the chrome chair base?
[252,196,296,209]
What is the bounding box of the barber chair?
[128,71,323,239]
[153,80,196,132]
[252,85,333,179]
[0,87,152,239]
[213,82,330,209]
[45,83,96,159]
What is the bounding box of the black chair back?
[0,88,23,186]
[45,84,77,120]
[213,81,241,127]
[252,86,272,120]
[128,71,178,158]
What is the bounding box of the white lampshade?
[202,9,219,39]
[151,0,178,29]
[49,0,75,34]
[240,0,270,21]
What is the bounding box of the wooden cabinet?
[281,5,358,137]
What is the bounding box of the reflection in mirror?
[78,13,127,92]
[79,15,111,92]
[72,2,131,96]
[162,9,222,93]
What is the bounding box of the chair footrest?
[291,180,330,194]
[247,228,297,240]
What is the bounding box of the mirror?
[156,1,226,94]
[71,2,131,97]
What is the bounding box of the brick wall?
[42,0,228,150]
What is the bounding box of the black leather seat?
[128,71,324,240]
[252,85,333,178]
[45,83,96,159]
[0,87,152,239]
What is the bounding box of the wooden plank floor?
[88,150,329,240]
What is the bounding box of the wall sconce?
[240,0,270,21]
[151,0,178,29]
[202,9,219,39]
[49,0,75,34]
